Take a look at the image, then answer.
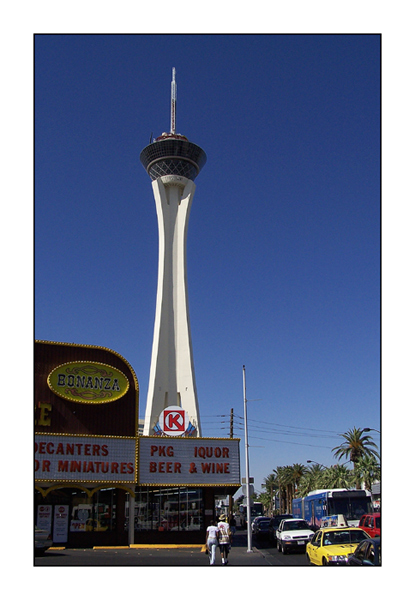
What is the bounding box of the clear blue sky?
[35,34,380,493]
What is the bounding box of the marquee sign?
[47,361,130,404]
[139,437,240,486]
[35,433,137,484]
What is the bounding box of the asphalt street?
[35,530,310,566]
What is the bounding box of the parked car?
[358,513,380,538]
[35,525,52,555]
[348,537,381,566]
[306,526,370,565]
[276,519,314,554]
[268,514,293,545]
[253,517,271,537]
[251,516,267,532]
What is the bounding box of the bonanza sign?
[35,341,139,437]
[35,433,137,484]
[48,361,129,404]
[139,437,240,486]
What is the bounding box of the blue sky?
[34,34,380,493]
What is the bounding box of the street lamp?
[363,428,380,434]
[242,366,253,553]
[307,460,327,468]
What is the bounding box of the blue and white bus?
[292,489,372,530]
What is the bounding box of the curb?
[48,544,204,551]
[129,544,203,550]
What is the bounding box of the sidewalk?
[203,529,270,566]
[42,530,272,566]
[124,529,270,566]
[203,544,270,567]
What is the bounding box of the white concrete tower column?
[143,175,200,435]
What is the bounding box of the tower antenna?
[170,67,177,134]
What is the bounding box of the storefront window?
[69,490,90,532]
[91,488,117,532]
[69,488,117,532]
[134,487,203,532]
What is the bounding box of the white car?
[276,519,315,554]
[35,526,52,555]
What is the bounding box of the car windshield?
[323,530,368,546]
[329,497,370,521]
[375,517,380,528]
[284,520,309,531]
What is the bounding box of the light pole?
[307,460,328,468]
[363,428,380,434]
[242,365,253,553]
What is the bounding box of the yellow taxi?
[306,526,370,565]
[85,518,108,532]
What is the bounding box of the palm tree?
[282,466,295,512]
[298,463,325,497]
[262,473,278,515]
[353,455,380,492]
[258,491,273,514]
[322,464,353,489]
[332,427,379,488]
[273,467,289,514]
[281,465,304,511]
[291,463,306,498]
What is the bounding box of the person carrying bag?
[217,515,232,565]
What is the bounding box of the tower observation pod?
[140,69,206,437]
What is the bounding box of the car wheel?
[277,541,281,552]
[322,557,328,566]
[306,553,312,565]
[282,543,287,555]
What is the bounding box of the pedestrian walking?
[205,519,219,565]
[229,514,236,537]
[217,514,232,565]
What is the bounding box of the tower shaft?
[143,176,201,435]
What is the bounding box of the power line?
[232,414,342,435]
[232,423,338,440]
[246,434,333,450]
[201,412,342,448]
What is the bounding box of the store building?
[35,70,241,548]
[35,340,241,547]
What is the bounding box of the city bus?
[237,501,264,528]
[292,489,372,530]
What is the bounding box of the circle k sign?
[158,406,189,436]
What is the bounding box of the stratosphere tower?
[140,69,206,436]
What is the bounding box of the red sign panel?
[35,340,139,438]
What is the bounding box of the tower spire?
[170,67,177,134]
